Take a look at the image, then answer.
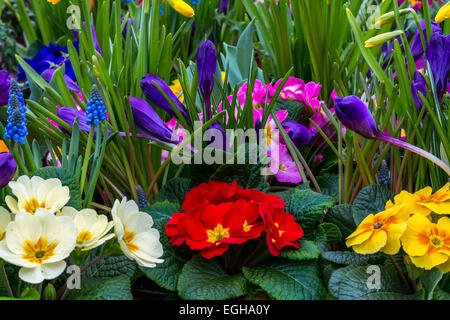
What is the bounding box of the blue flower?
[17,42,76,82]
[191,0,201,5]
[85,85,107,126]
[4,80,28,144]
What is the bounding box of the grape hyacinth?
[85,85,107,126]
[4,80,27,144]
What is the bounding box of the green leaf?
[352,185,394,225]
[84,255,136,279]
[287,189,336,239]
[140,201,187,291]
[420,268,443,299]
[321,250,383,266]
[0,287,40,300]
[177,255,249,300]
[272,99,313,123]
[280,240,320,261]
[156,178,194,206]
[329,265,422,300]
[243,259,326,300]
[316,174,340,200]
[270,183,310,204]
[30,167,82,210]
[315,223,342,244]
[66,275,132,300]
[325,204,356,239]
[433,287,450,300]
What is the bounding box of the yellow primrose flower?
[394,183,450,216]
[0,209,77,284]
[166,0,195,18]
[61,207,114,251]
[0,207,11,241]
[170,79,184,103]
[111,198,164,268]
[435,2,450,23]
[346,204,410,255]
[5,176,70,215]
[401,215,450,272]
[47,0,61,4]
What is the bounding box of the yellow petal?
[437,258,450,273]
[422,201,450,215]
[401,215,431,256]
[381,222,407,255]
[167,0,195,18]
[435,2,450,23]
[346,229,373,247]
[410,250,448,270]
[0,140,9,153]
[351,230,387,254]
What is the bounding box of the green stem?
[80,125,94,195]
[0,264,14,298]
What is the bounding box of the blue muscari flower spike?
[137,185,148,208]
[191,0,201,5]
[378,160,391,185]
[85,85,107,126]
[4,82,28,145]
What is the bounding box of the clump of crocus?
[334,94,450,176]
[0,70,10,106]
[197,40,217,120]
[425,32,450,102]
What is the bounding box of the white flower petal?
[41,261,66,280]
[19,266,44,284]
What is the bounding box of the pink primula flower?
[269,143,302,184]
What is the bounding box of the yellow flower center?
[0,232,5,241]
[266,124,272,147]
[207,224,230,244]
[242,220,252,232]
[22,237,57,264]
[279,164,287,172]
[430,235,443,249]
[123,230,139,253]
[76,230,93,244]
[23,198,45,215]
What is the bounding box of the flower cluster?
[347,183,450,273]
[165,181,304,258]
[85,85,107,126]
[4,79,28,144]
[0,175,164,284]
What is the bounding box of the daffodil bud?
[166,0,195,18]
[375,9,410,27]
[435,2,450,24]
[364,30,404,48]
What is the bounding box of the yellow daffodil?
[401,215,450,272]
[346,204,410,255]
[0,207,11,241]
[435,2,450,23]
[170,79,184,103]
[61,207,114,251]
[47,0,61,4]
[5,176,70,215]
[166,0,195,18]
[394,183,450,216]
[0,210,77,284]
[111,198,164,268]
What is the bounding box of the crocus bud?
[0,152,17,189]
[0,70,10,106]
[42,69,80,93]
[425,32,450,102]
[410,20,441,61]
[197,40,217,120]
[411,71,428,112]
[129,97,180,144]
[282,120,313,147]
[140,73,190,123]
[334,95,381,139]
[57,107,91,134]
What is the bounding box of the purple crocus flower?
[57,107,92,134]
[0,152,17,189]
[282,120,313,147]
[121,17,134,37]
[335,96,381,139]
[73,22,102,55]
[42,69,80,93]
[140,73,190,124]
[410,20,441,61]
[0,70,10,106]
[425,32,450,103]
[218,0,229,13]
[129,97,180,144]
[197,40,217,120]
[411,71,428,112]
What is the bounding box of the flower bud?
[0,152,17,189]
[43,283,57,300]
[365,30,404,48]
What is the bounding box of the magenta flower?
[269,143,301,184]
[270,77,305,101]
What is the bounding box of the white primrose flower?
[5,176,70,215]
[111,198,164,268]
[0,207,12,241]
[0,209,77,284]
[61,207,114,251]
